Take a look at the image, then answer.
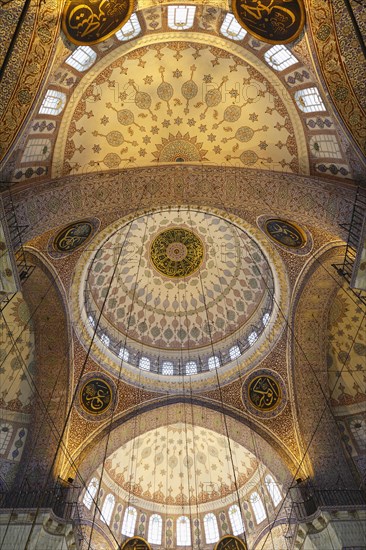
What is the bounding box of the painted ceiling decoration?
[121,537,151,550]
[215,535,248,550]
[232,0,305,44]
[79,377,113,415]
[62,0,134,45]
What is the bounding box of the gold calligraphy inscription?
[80,378,112,415]
[121,537,151,550]
[54,221,93,253]
[248,375,281,411]
[232,0,305,44]
[215,535,248,550]
[62,0,134,45]
[150,228,204,278]
[265,219,306,248]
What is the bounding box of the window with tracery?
[66,46,97,71]
[0,424,13,454]
[262,312,270,326]
[100,493,115,525]
[139,356,150,370]
[162,361,174,375]
[148,514,163,545]
[119,347,129,362]
[83,477,99,509]
[228,504,245,535]
[167,6,196,30]
[248,331,258,346]
[116,14,141,40]
[265,474,282,506]
[295,87,325,113]
[220,13,247,40]
[309,135,341,158]
[176,516,191,546]
[204,513,220,544]
[350,418,366,450]
[101,333,110,347]
[229,345,241,360]
[122,506,137,537]
[208,356,220,370]
[185,361,197,375]
[39,90,66,115]
[264,45,297,71]
[250,492,266,524]
[21,139,51,163]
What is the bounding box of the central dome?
[72,206,288,390]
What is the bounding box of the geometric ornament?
[62,0,133,45]
[232,0,305,45]
[80,378,112,415]
[215,535,248,550]
[264,219,306,248]
[120,537,151,549]
[248,374,281,412]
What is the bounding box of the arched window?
[101,493,115,525]
[168,6,196,30]
[162,361,174,375]
[264,45,297,71]
[21,139,51,163]
[203,513,219,544]
[101,333,110,347]
[220,13,247,40]
[122,506,137,537]
[88,315,95,327]
[295,87,325,113]
[350,418,366,450]
[250,492,266,524]
[0,424,13,454]
[309,135,341,158]
[208,356,220,370]
[262,312,270,326]
[83,477,99,509]
[229,345,241,360]
[116,13,141,41]
[177,516,191,546]
[248,331,258,346]
[148,514,163,545]
[265,475,282,506]
[119,347,129,362]
[228,504,244,535]
[39,90,66,115]
[185,361,197,375]
[139,356,150,370]
[66,46,97,71]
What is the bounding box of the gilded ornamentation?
[232,0,305,44]
[80,378,112,414]
[150,227,204,278]
[248,375,281,411]
[54,221,93,253]
[264,219,306,248]
[121,538,151,550]
[215,535,248,550]
[62,0,133,45]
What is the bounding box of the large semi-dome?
[71,206,288,391]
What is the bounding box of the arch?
[148,514,163,545]
[176,516,191,546]
[203,513,219,544]
[122,506,137,537]
[100,493,115,525]
[264,474,282,506]
[83,477,99,509]
[250,492,266,524]
[228,504,245,535]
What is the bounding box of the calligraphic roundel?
[80,378,112,415]
[265,219,306,248]
[120,537,151,550]
[62,0,134,45]
[54,221,93,253]
[232,0,305,44]
[215,535,248,550]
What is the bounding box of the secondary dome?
[72,206,288,391]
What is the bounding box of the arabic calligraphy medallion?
[265,219,306,248]
[80,378,112,415]
[62,0,134,45]
[54,221,93,253]
[150,227,204,278]
[215,535,248,550]
[120,537,151,550]
[232,0,305,44]
[248,375,281,412]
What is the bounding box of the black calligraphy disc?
[80,378,112,415]
[215,535,248,550]
[62,0,134,46]
[54,221,93,253]
[232,0,305,44]
[264,219,306,248]
[150,227,204,278]
[120,537,151,550]
[248,375,281,412]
